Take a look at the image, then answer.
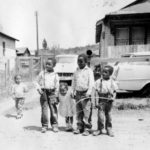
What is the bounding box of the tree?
[42,38,48,49]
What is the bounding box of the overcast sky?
[0,0,134,50]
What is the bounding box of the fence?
[0,58,15,96]
[107,44,150,58]
[15,57,42,82]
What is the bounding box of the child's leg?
[65,117,69,128]
[97,103,105,130]
[105,102,113,136]
[17,98,25,118]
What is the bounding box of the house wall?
[100,21,114,58]
[0,34,16,70]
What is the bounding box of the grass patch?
[114,98,150,110]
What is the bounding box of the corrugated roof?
[109,0,150,15]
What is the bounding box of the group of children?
[11,53,118,137]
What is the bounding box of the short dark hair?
[78,53,88,63]
[103,65,114,76]
[14,74,21,81]
[46,57,56,67]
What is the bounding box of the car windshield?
[56,57,77,63]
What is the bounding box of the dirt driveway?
[0,89,150,150]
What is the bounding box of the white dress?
[58,89,76,117]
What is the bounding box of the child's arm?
[34,71,43,95]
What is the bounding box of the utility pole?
[35,11,39,56]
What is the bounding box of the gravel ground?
[0,88,150,150]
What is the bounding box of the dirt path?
[0,89,150,150]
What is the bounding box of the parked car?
[114,52,150,96]
[54,54,78,85]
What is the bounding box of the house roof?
[16,47,30,54]
[109,0,150,15]
[0,32,19,41]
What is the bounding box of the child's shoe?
[73,128,81,134]
[66,125,73,132]
[52,127,59,133]
[41,127,48,133]
[16,114,23,119]
[82,129,90,136]
[93,130,103,136]
[106,128,114,137]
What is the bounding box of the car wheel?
[140,84,150,98]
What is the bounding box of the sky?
[0,0,135,50]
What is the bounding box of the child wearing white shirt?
[93,65,118,137]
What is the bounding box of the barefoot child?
[58,82,76,131]
[11,75,28,119]
[36,58,59,133]
[93,65,118,137]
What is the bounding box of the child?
[11,74,28,119]
[35,58,59,133]
[71,53,94,136]
[93,65,118,137]
[58,82,76,131]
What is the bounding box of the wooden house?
[96,0,150,58]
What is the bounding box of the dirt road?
[0,89,150,150]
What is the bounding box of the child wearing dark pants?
[93,65,118,137]
[36,58,59,133]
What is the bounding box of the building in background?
[16,47,31,56]
[0,31,19,70]
[96,0,150,58]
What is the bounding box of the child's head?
[45,58,56,72]
[77,54,87,69]
[102,65,114,80]
[59,82,68,96]
[14,74,21,84]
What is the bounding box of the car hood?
[54,63,77,73]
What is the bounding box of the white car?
[54,54,78,85]
[114,52,150,96]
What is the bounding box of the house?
[16,47,31,56]
[96,0,150,58]
[0,31,19,70]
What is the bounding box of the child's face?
[60,86,68,96]
[45,60,54,72]
[15,75,21,84]
[78,56,86,69]
[102,67,110,80]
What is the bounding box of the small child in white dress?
[58,82,76,131]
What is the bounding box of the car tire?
[140,84,150,98]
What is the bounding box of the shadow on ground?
[5,114,16,118]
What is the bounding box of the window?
[2,42,5,56]
[131,27,145,45]
[115,28,129,45]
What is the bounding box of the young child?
[11,75,28,119]
[58,82,76,131]
[71,53,94,136]
[35,58,59,133]
[93,65,118,137]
